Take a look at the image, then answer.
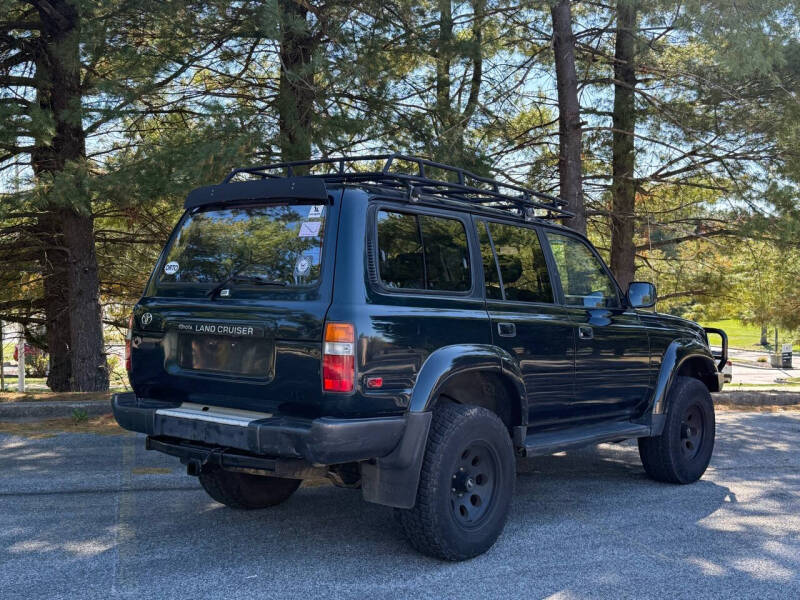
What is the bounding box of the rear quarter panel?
[323,191,492,417]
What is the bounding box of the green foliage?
[25,355,49,379]
[71,408,89,424]
[0,0,799,375]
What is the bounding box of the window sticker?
[164,261,179,275]
[298,221,322,237]
[308,205,324,219]
[295,255,312,276]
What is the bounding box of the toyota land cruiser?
[113,154,728,560]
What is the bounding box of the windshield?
[156,203,327,289]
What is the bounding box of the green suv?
[113,154,727,560]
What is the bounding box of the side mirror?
[627,281,656,308]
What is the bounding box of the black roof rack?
[218,153,574,220]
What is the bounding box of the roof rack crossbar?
[221,154,574,219]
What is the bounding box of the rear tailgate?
[129,193,340,416]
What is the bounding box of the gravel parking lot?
[1,410,798,599]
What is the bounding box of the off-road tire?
[199,468,301,509]
[397,403,515,561]
[638,376,715,484]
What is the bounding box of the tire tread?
[397,403,513,560]
[639,376,715,484]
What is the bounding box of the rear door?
[543,230,651,421]
[130,197,339,415]
[475,218,576,429]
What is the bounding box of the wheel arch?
[647,339,720,435]
[361,344,526,510]
[408,344,527,429]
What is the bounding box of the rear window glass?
[377,210,470,292]
[157,204,326,288]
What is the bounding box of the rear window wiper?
[207,272,287,298]
[231,275,288,286]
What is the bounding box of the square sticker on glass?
[308,205,324,219]
[299,221,322,237]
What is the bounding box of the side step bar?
[522,422,651,457]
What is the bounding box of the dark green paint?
[128,185,723,434]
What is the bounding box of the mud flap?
[361,411,432,509]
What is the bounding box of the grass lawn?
[700,319,800,352]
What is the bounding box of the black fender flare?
[361,344,526,509]
[407,344,526,420]
[647,339,719,435]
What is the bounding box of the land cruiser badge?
[164,261,179,275]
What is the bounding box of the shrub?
[25,355,49,378]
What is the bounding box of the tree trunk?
[609,0,638,290]
[38,212,73,392]
[434,0,456,164]
[760,325,768,346]
[551,0,586,235]
[434,0,484,171]
[31,0,108,391]
[278,0,314,165]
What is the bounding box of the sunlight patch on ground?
[686,557,728,576]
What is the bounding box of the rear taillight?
[323,323,355,392]
[124,314,133,372]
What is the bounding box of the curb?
[0,400,112,421]
[1,392,797,421]
[713,391,800,407]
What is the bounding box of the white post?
[17,333,25,392]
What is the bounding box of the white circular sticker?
[295,256,311,276]
[164,261,179,275]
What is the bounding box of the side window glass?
[546,233,620,308]
[418,215,471,291]
[476,222,503,299]
[486,222,553,303]
[377,210,470,292]
[376,211,424,289]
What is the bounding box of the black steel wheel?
[679,403,705,460]
[639,376,715,484]
[449,442,499,527]
[396,403,515,561]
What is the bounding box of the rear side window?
[376,210,470,292]
[481,221,553,303]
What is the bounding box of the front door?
[544,231,651,422]
[475,219,576,429]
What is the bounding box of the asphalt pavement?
[1,411,799,599]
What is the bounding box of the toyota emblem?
[140,313,153,326]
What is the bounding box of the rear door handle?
[578,326,593,340]
[497,322,516,337]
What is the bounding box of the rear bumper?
[111,393,406,465]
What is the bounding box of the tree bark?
[278,0,314,165]
[551,0,586,235]
[760,325,768,346]
[38,212,73,391]
[31,0,108,391]
[609,0,638,290]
